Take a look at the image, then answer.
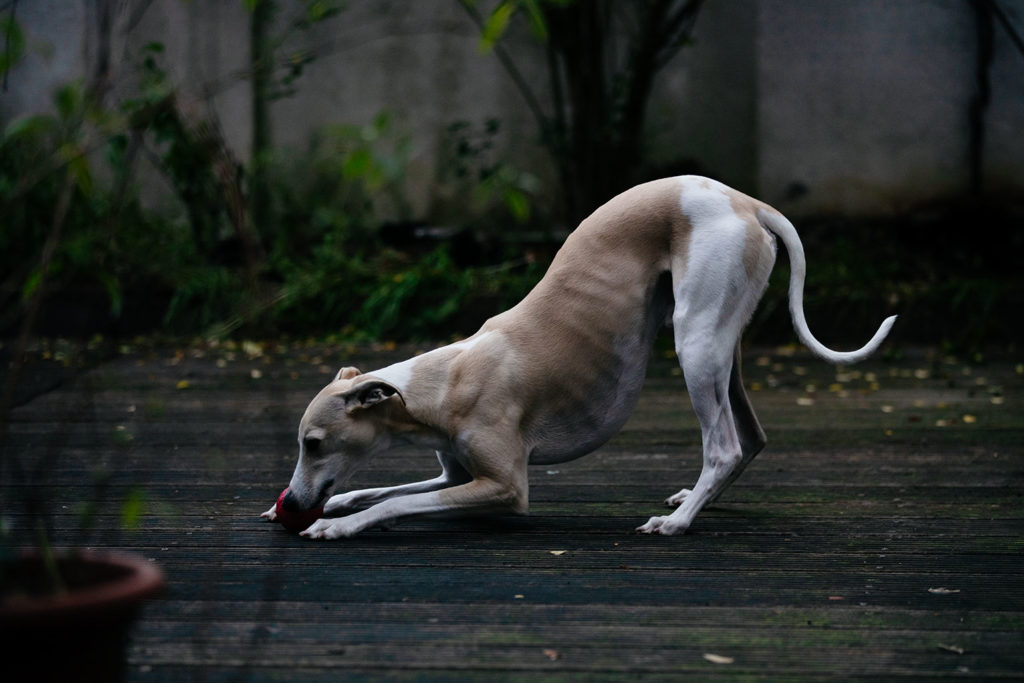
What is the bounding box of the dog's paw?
[664,488,692,507]
[636,516,667,534]
[636,515,688,535]
[260,504,278,522]
[300,517,358,540]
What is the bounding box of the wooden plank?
[1,343,1020,680]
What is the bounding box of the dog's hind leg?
[662,342,766,508]
[708,342,766,503]
[640,211,773,534]
[638,321,745,535]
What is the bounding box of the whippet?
[262,176,896,539]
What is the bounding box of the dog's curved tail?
[758,208,897,365]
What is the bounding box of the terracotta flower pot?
[0,550,163,681]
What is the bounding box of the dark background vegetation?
[1,0,1022,356]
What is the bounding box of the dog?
[262,176,896,539]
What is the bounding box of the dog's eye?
[303,437,322,454]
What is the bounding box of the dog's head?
[284,366,404,511]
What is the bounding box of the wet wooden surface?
[3,339,1022,680]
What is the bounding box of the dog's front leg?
[323,450,471,516]
[301,474,527,539]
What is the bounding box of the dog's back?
[481,178,700,463]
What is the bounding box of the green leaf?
[480,1,516,53]
[505,188,530,222]
[21,268,42,301]
[3,114,54,141]
[59,143,93,193]
[0,13,26,74]
[342,148,372,179]
[305,0,340,23]
[98,271,124,317]
[371,110,392,136]
[54,82,82,120]
[120,488,147,530]
[521,0,549,41]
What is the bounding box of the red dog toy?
[274,486,324,533]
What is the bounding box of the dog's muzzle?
[283,478,333,512]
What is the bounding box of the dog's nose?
[281,489,304,513]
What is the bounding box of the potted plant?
[0,548,163,680]
[0,234,164,680]
[0,315,165,682]
[0,33,163,677]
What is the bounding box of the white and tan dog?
[262,176,896,539]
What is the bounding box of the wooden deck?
[3,339,1022,680]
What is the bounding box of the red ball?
[275,486,324,533]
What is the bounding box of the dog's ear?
[335,367,361,381]
[339,380,402,414]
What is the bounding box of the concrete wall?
[2,0,1021,220]
[647,0,758,192]
[756,0,1024,215]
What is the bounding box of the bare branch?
[456,0,549,135]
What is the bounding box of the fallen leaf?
[703,653,734,665]
[549,550,567,556]
[962,414,977,424]
[828,596,845,601]
[938,644,965,655]
[542,648,559,661]
[176,380,190,390]
[928,587,960,594]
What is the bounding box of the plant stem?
[0,170,75,589]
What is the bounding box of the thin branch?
[456,0,549,136]
[123,0,156,34]
[9,137,105,201]
[0,170,76,495]
[988,0,1024,58]
[2,0,18,92]
[654,0,704,71]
